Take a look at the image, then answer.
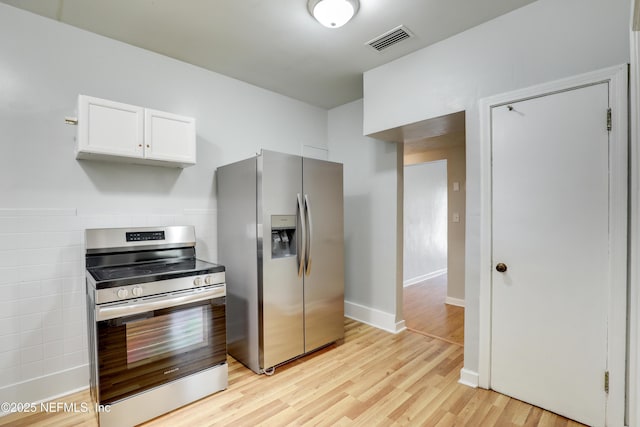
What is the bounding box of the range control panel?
[126,231,166,242]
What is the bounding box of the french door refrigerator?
[217,150,344,374]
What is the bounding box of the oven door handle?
[96,286,225,322]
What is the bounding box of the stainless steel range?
[85,225,227,427]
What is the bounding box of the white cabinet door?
[76,95,144,159]
[144,109,196,166]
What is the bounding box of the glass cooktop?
[87,258,224,289]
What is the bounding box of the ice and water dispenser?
[271,215,297,259]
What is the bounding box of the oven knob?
[117,288,129,299]
[132,287,143,297]
[193,277,203,286]
[205,275,213,285]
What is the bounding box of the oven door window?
[97,298,226,405]
[126,306,207,366]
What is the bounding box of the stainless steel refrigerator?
[216,150,344,374]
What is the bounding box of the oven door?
[95,286,226,405]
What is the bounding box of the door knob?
[496,263,507,273]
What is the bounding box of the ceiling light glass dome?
[308,0,360,28]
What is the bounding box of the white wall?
[403,161,447,285]
[405,142,467,302]
[0,3,328,408]
[363,0,630,376]
[327,100,402,332]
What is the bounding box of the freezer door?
[303,157,345,351]
[259,151,304,370]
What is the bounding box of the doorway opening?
[401,111,466,346]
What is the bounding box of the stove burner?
[101,267,154,279]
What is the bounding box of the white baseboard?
[0,365,89,416]
[445,297,465,307]
[403,268,447,287]
[344,300,406,334]
[458,368,479,388]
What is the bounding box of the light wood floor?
[0,319,583,426]
[403,274,465,346]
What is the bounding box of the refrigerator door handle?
[304,194,313,276]
[297,193,307,277]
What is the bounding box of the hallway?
[403,274,464,346]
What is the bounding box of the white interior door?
[491,83,611,426]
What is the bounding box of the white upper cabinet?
[144,109,195,165]
[76,95,144,159]
[75,95,196,168]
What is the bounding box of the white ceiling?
[1,0,537,109]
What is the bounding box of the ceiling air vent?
[366,25,414,52]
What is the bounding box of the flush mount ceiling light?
[307,0,360,28]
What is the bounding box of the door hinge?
[607,108,612,131]
[604,371,610,393]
